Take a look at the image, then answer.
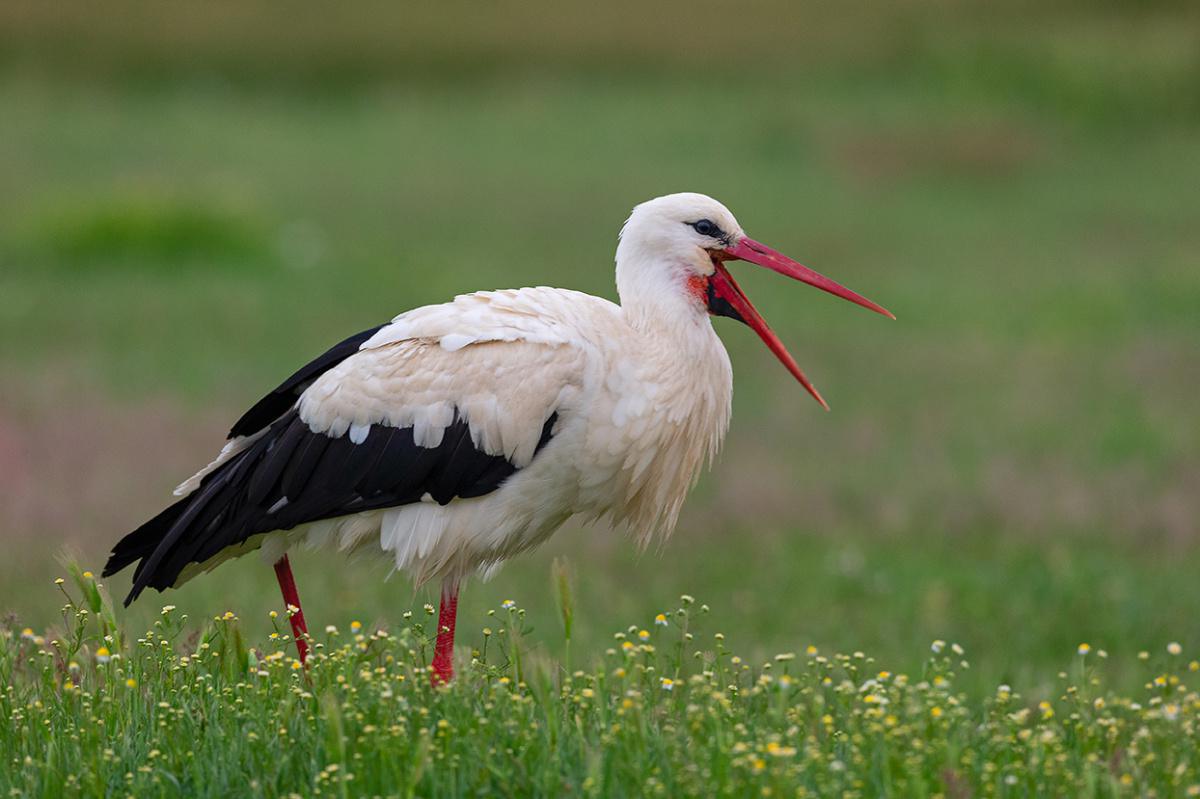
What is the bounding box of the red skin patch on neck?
[686,274,709,306]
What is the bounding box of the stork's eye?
[689,219,723,238]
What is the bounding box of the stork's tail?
[102,435,267,606]
[102,497,193,604]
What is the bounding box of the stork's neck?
[615,249,713,337]
[603,249,734,545]
[613,247,733,436]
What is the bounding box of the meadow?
[4,572,1200,796]
[1,1,1198,794]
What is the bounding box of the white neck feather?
[615,227,714,329]
[604,245,733,545]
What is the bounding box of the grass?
[3,571,1199,797]
[1,1,1199,794]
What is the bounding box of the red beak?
[710,236,894,410]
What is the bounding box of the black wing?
[103,408,558,605]
[103,322,558,604]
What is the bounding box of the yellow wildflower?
[766,741,796,757]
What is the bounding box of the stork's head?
[616,192,893,409]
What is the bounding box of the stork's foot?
[430,581,459,686]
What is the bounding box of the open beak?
[710,236,894,410]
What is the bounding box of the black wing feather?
[244,416,308,507]
[279,432,331,499]
[104,409,559,605]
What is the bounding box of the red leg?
[430,580,458,686]
[273,555,310,665]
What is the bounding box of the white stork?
[103,193,891,683]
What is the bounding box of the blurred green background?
[1,1,1197,696]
